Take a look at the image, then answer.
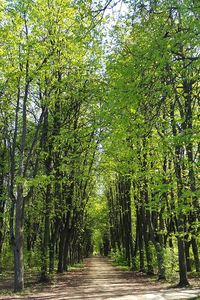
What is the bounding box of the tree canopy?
[0,0,199,292]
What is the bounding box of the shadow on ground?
[0,257,199,300]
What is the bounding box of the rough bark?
[14,186,24,291]
[170,102,189,287]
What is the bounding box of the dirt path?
[0,257,199,300]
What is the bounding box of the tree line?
[0,0,105,291]
[102,0,199,287]
[0,0,199,293]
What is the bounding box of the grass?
[69,262,85,270]
[111,261,129,270]
[0,289,14,295]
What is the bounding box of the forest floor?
[0,256,199,300]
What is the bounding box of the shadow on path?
[0,257,199,300]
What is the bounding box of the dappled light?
[1,257,199,300]
[0,0,199,298]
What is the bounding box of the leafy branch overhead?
[0,0,199,293]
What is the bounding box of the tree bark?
[170,102,189,287]
[14,186,24,291]
[185,241,192,272]
[191,238,200,272]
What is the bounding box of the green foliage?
[69,262,85,270]
[164,247,179,281]
[87,193,109,253]
[0,0,199,292]
[111,250,129,267]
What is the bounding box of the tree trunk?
[49,239,55,273]
[0,161,5,262]
[63,231,70,272]
[144,238,154,275]
[40,108,51,281]
[40,185,51,281]
[177,237,189,287]
[170,102,189,287]
[155,242,165,280]
[14,186,24,292]
[191,238,200,272]
[57,226,66,273]
[185,241,192,272]
[138,208,145,272]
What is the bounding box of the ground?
[0,257,199,300]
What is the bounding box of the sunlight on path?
[79,257,200,300]
[1,257,199,300]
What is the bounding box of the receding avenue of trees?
[0,0,199,292]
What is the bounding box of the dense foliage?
[0,0,199,292]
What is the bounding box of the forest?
[0,0,199,296]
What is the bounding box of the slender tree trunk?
[150,211,166,280]
[183,80,200,272]
[142,146,154,275]
[57,223,67,273]
[107,188,116,252]
[191,238,200,272]
[177,236,189,286]
[63,230,71,272]
[137,208,145,272]
[49,226,57,273]
[14,186,24,291]
[0,152,5,263]
[185,241,192,272]
[40,108,51,281]
[49,240,55,273]
[170,102,189,287]
[40,185,51,281]
[143,210,154,275]
[155,242,165,280]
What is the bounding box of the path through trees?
[0,257,199,300]
[0,0,199,294]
